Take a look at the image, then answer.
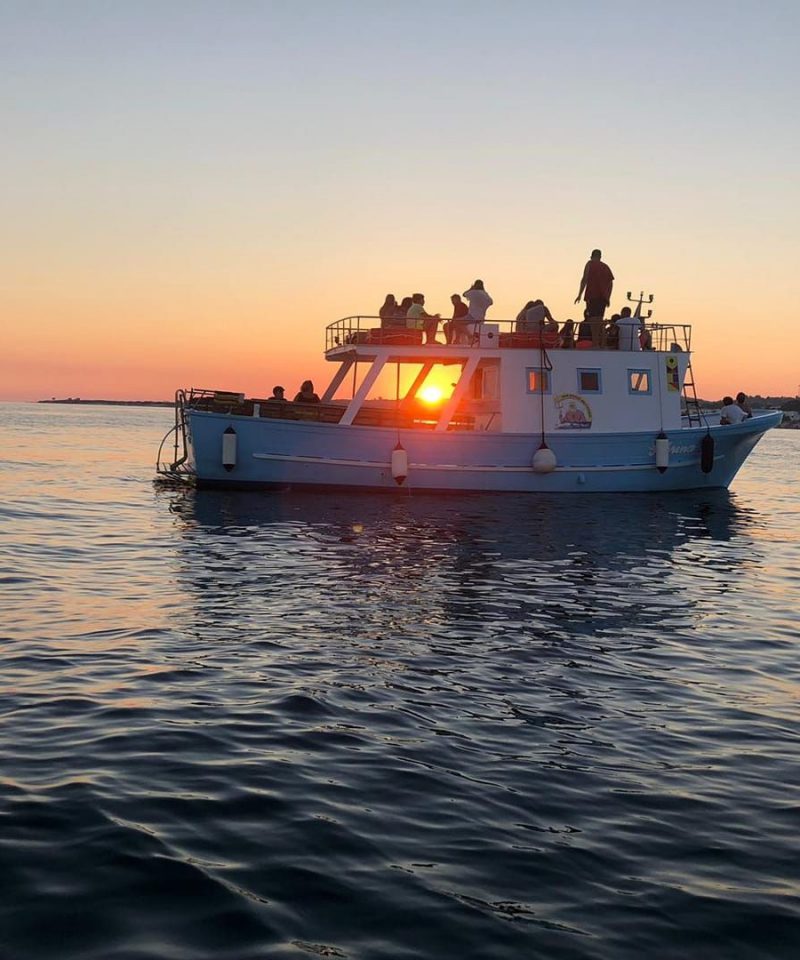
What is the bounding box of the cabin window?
[526,368,551,394]
[470,365,500,400]
[577,368,602,393]
[628,369,652,395]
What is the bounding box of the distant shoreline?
[38,399,173,407]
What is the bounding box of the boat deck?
[186,392,476,431]
[325,316,692,355]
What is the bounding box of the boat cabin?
[185,315,693,437]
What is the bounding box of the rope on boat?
[532,344,557,473]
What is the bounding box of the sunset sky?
[3,0,798,401]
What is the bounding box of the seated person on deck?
[379,294,401,327]
[576,319,593,349]
[605,315,620,350]
[542,315,560,348]
[736,392,753,419]
[267,385,287,402]
[616,307,641,351]
[719,396,747,424]
[406,293,441,345]
[515,301,536,333]
[294,380,320,403]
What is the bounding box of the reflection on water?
[166,487,760,651]
[1,405,799,960]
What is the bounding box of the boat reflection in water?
[163,486,759,651]
[150,484,791,960]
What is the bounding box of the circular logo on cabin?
[554,393,592,429]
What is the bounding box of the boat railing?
[326,315,517,350]
[645,323,692,352]
[326,316,692,352]
[161,386,476,431]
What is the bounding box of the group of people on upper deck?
[377,250,654,350]
[379,281,493,346]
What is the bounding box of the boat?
[156,297,781,493]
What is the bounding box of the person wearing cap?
[267,385,287,401]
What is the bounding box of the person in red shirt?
[574,249,614,346]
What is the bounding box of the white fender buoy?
[532,444,557,474]
[391,442,408,485]
[222,426,237,472]
[655,432,669,474]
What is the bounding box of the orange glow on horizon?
[1,5,798,404]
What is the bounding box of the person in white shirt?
[616,306,641,351]
[720,396,748,424]
[462,279,493,340]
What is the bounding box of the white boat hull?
[185,409,781,493]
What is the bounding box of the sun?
[419,385,443,404]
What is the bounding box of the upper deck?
[325,316,692,359]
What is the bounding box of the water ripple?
[1,405,799,959]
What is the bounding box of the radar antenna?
[626,291,654,319]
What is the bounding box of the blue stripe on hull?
[187,411,780,494]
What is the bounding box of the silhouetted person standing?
[575,249,614,346]
[445,294,469,344]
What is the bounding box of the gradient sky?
[3,0,798,401]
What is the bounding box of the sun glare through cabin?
[419,385,443,404]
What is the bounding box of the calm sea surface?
[1,403,799,960]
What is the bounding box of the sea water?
[1,403,799,960]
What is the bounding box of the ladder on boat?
[682,359,703,426]
[155,390,194,483]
